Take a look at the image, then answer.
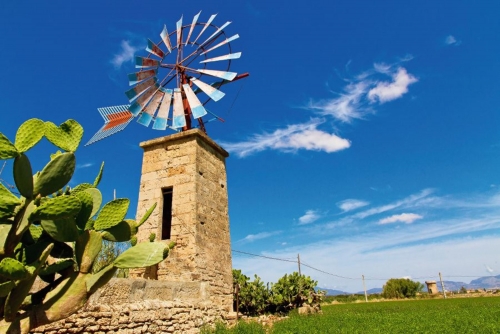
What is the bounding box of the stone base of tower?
[129,129,233,312]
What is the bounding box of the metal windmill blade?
[86,11,249,145]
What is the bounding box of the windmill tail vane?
[85,11,248,146]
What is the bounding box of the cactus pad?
[0,258,29,280]
[113,242,167,269]
[94,198,130,230]
[44,120,83,152]
[39,258,74,276]
[85,188,102,218]
[74,190,93,229]
[101,220,132,242]
[14,118,45,153]
[33,152,76,196]
[0,132,19,160]
[13,153,34,199]
[138,203,157,227]
[93,162,104,187]
[75,230,102,273]
[29,195,81,222]
[0,182,21,219]
[41,218,81,242]
[0,280,15,297]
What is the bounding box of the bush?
[382,278,423,299]
[233,270,323,315]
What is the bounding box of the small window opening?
[162,187,173,240]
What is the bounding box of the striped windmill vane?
[86,12,248,145]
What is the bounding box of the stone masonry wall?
[31,279,229,334]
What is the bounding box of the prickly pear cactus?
[0,119,170,334]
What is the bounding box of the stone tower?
[132,129,233,311]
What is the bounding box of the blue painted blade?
[171,88,186,129]
[160,25,173,52]
[127,69,157,86]
[135,57,160,69]
[153,117,167,130]
[129,83,160,116]
[137,112,153,127]
[146,39,165,59]
[190,78,225,102]
[183,84,207,119]
[154,87,172,130]
[125,77,157,102]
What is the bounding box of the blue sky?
[1,1,499,292]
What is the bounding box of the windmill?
[86,12,248,145]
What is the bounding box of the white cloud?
[379,213,423,225]
[485,265,494,274]
[237,231,281,244]
[368,68,418,103]
[445,35,461,46]
[299,210,321,225]
[111,40,140,69]
[223,61,417,158]
[220,119,350,158]
[337,199,369,212]
[76,163,94,169]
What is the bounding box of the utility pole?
[439,272,447,299]
[362,275,368,302]
[297,254,301,275]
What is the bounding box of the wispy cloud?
[445,35,462,46]
[353,188,434,220]
[379,213,423,225]
[220,119,350,158]
[337,199,369,212]
[307,63,417,123]
[76,163,94,169]
[222,60,417,158]
[298,210,321,225]
[111,40,141,69]
[237,231,281,244]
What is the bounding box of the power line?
[232,249,490,283]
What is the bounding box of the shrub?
[382,278,423,299]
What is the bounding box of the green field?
[205,297,500,333]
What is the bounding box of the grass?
[203,296,500,333]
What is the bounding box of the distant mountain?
[320,275,500,295]
[321,288,350,296]
[441,274,500,292]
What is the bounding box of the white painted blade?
[198,21,231,48]
[172,88,186,128]
[176,16,183,48]
[201,34,239,55]
[183,84,207,119]
[160,25,173,52]
[200,52,241,64]
[195,69,237,81]
[192,14,217,45]
[153,87,172,130]
[190,77,225,102]
[185,11,201,45]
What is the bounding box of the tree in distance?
[382,278,424,299]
